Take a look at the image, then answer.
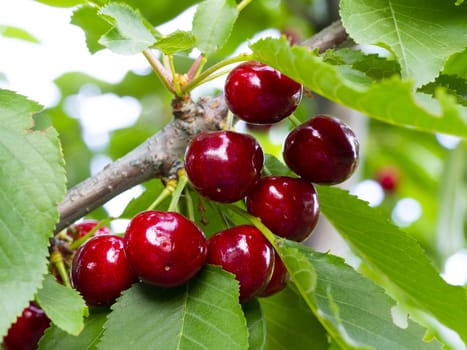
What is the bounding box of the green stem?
[237,0,254,12]
[50,249,71,288]
[147,186,174,211]
[184,187,195,222]
[168,174,189,212]
[288,114,302,127]
[142,49,176,95]
[167,55,183,96]
[182,54,252,93]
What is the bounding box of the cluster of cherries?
[3,61,359,350]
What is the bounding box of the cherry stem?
[188,54,207,81]
[237,0,254,12]
[182,54,252,94]
[147,181,176,211]
[184,187,195,222]
[69,217,115,250]
[50,249,71,288]
[225,111,235,130]
[288,114,302,127]
[168,170,189,212]
[142,49,176,95]
[167,55,183,96]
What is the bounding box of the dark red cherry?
[124,210,207,288]
[207,225,274,303]
[259,252,289,297]
[246,176,319,242]
[225,61,303,124]
[70,235,136,306]
[66,219,111,240]
[283,115,359,184]
[375,166,400,192]
[2,303,50,350]
[185,130,264,203]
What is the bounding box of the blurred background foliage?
[3,0,466,276]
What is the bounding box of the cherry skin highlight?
[66,219,111,240]
[124,210,208,288]
[207,225,274,303]
[259,252,289,297]
[2,303,50,350]
[283,115,359,184]
[70,235,136,306]
[225,61,303,124]
[246,176,320,242]
[185,130,264,203]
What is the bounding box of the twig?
[55,95,228,233]
[301,20,349,53]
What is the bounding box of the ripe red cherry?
[283,115,359,184]
[207,225,274,303]
[259,253,289,297]
[66,219,111,240]
[246,176,320,242]
[375,166,400,192]
[185,130,264,203]
[2,303,50,350]
[124,210,207,288]
[225,61,303,124]
[70,235,136,306]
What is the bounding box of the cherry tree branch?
[55,20,349,233]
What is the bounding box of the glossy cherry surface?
[71,235,136,306]
[259,252,289,297]
[185,130,264,203]
[124,210,207,288]
[207,225,274,303]
[66,219,112,240]
[225,61,303,124]
[283,115,359,184]
[246,176,320,242]
[2,303,50,350]
[375,166,400,192]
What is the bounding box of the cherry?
[283,115,359,184]
[375,166,400,192]
[207,225,274,303]
[2,302,50,350]
[185,130,264,203]
[224,61,303,124]
[259,252,289,297]
[246,176,320,242]
[70,235,136,306]
[123,210,207,288]
[66,219,111,240]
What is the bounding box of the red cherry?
[207,225,274,303]
[2,303,50,350]
[66,219,111,240]
[283,115,359,184]
[123,211,207,288]
[70,235,136,306]
[225,61,303,124]
[259,252,289,297]
[246,176,320,242]
[185,130,264,203]
[375,166,400,192]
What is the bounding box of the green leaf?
[34,0,85,7]
[71,6,113,54]
[0,90,66,338]
[263,153,294,177]
[39,308,109,350]
[0,25,40,43]
[250,38,467,137]
[280,243,443,349]
[316,185,467,344]
[98,266,249,350]
[242,299,266,350]
[155,30,197,55]
[260,286,328,350]
[443,49,467,77]
[98,3,157,55]
[192,0,238,55]
[339,0,467,87]
[36,275,87,336]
